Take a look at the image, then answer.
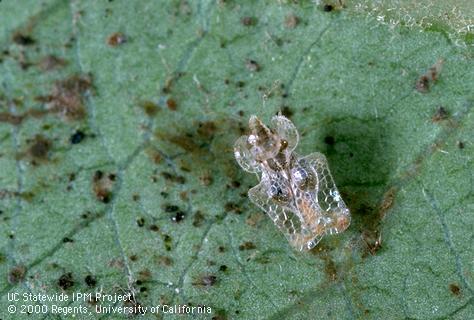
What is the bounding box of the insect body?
[234,115,350,251]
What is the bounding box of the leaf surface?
[0,1,472,319]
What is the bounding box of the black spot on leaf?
[58,272,75,290]
[323,4,334,12]
[136,217,145,227]
[12,32,35,45]
[171,211,185,223]
[85,275,97,287]
[219,265,228,272]
[324,136,335,145]
[70,130,86,144]
[432,106,449,122]
[164,205,179,212]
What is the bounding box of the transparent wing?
[271,115,299,152]
[234,135,260,173]
[298,152,351,235]
[248,172,324,251]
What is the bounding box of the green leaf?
[0,1,472,319]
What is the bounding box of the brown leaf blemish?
[245,59,260,72]
[354,187,397,257]
[166,98,177,111]
[179,165,191,174]
[38,55,67,71]
[199,172,213,186]
[428,59,443,81]
[138,269,152,281]
[108,258,125,269]
[0,101,59,126]
[36,74,92,121]
[0,190,33,201]
[161,172,186,184]
[180,191,189,201]
[245,212,263,227]
[8,265,26,284]
[159,132,200,152]
[107,32,127,46]
[92,170,115,203]
[149,224,159,232]
[28,134,52,161]
[140,100,159,116]
[192,211,205,227]
[449,283,461,296]
[238,241,256,251]
[177,0,192,16]
[431,106,449,122]
[312,244,339,281]
[415,59,444,93]
[252,253,271,264]
[193,274,218,287]
[362,230,382,256]
[162,234,173,251]
[0,112,24,125]
[197,121,217,139]
[155,255,173,266]
[241,16,257,26]
[145,146,163,164]
[225,202,242,214]
[162,75,177,94]
[285,14,300,28]
[378,187,397,221]
[228,180,241,189]
[415,75,430,93]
